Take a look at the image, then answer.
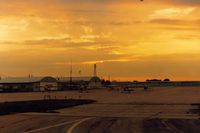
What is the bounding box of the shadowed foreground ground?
[0,99,96,115]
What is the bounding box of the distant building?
[0,76,58,92]
[111,80,200,88]
[57,63,102,90]
[58,76,102,90]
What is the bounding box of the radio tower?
[94,64,97,77]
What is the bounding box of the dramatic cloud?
[149,8,195,19]
[0,0,200,80]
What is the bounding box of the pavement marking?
[22,112,199,119]
[24,119,82,133]
[66,117,94,133]
[161,120,183,133]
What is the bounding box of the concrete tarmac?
[0,103,199,133]
[0,87,200,133]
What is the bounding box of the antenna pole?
[70,59,72,89]
[94,64,97,77]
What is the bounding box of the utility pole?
[70,59,72,89]
[108,75,111,81]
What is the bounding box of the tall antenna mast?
[70,60,72,84]
[94,64,97,77]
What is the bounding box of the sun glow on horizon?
[0,0,200,81]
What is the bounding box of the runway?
[0,103,199,133]
[1,87,200,133]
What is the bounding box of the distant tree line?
[101,79,111,86]
[146,78,171,82]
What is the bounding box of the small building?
[0,76,58,92]
[88,76,102,88]
[58,76,102,90]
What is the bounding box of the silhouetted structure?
[58,76,102,90]
[0,76,58,92]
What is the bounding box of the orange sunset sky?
[0,0,200,81]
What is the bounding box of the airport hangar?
[0,76,58,92]
[0,76,102,92]
[58,76,102,90]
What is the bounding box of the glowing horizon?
[0,0,200,81]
